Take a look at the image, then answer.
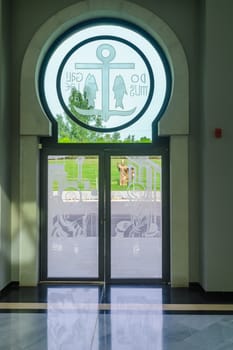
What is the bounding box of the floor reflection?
[109,287,162,350]
[110,286,163,304]
[1,285,233,350]
[47,287,99,350]
[47,286,163,350]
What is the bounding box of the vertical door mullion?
[161,147,170,282]
[98,152,105,281]
[104,152,111,282]
[40,148,49,281]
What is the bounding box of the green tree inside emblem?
[56,87,150,143]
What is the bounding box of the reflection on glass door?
[47,155,99,278]
[111,156,162,279]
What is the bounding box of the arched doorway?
[19,1,189,286]
[39,19,171,283]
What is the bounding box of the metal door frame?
[40,141,170,284]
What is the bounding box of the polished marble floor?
[1,284,233,350]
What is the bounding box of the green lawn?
[49,156,161,191]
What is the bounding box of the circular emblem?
[57,36,154,132]
[40,21,171,138]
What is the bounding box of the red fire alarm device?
[214,128,222,138]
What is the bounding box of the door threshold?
[39,281,105,285]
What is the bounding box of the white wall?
[202,0,233,291]
[11,0,233,290]
[6,0,233,291]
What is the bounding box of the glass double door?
[42,149,169,282]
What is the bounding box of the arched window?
[39,19,171,144]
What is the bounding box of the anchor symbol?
[75,44,136,122]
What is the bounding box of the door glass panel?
[111,156,162,278]
[47,155,99,278]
